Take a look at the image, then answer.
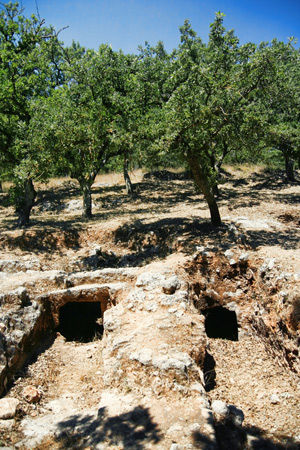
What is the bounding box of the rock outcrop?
[0,267,135,397]
[0,294,48,397]
[0,248,299,448]
[99,270,217,448]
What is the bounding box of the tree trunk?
[285,155,295,182]
[123,160,133,196]
[213,183,220,198]
[16,178,36,227]
[216,142,229,175]
[207,197,222,226]
[79,180,93,219]
[187,150,222,226]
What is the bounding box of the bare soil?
[0,166,300,449]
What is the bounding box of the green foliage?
[1,4,299,226]
[259,39,300,178]
[158,13,276,224]
[0,1,63,225]
[36,44,141,216]
[132,41,179,169]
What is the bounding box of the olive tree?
[162,14,272,225]
[38,44,135,218]
[261,39,300,181]
[0,1,64,226]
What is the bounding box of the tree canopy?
[1,2,299,227]
[35,44,131,218]
[0,1,64,225]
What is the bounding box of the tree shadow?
[173,420,300,450]
[113,217,230,266]
[249,169,300,192]
[204,422,300,450]
[53,406,162,450]
[218,185,269,207]
[246,228,300,250]
[38,182,81,202]
[0,224,82,254]
[218,169,299,209]
[273,193,300,205]
[142,169,191,181]
[32,176,200,229]
[2,169,299,258]
[94,178,199,209]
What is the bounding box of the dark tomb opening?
[204,306,238,341]
[57,301,103,342]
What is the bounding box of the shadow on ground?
[0,225,82,254]
[47,406,300,450]
[113,217,230,266]
[54,406,162,450]
[247,228,300,250]
[1,170,299,259]
[218,169,300,209]
[210,421,300,450]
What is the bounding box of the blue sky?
[19,0,300,53]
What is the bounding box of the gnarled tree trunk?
[285,155,295,182]
[187,150,222,226]
[79,179,93,219]
[16,178,36,227]
[123,159,133,196]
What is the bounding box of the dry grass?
[36,169,146,190]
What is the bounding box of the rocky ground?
[0,166,300,449]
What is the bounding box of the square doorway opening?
[57,301,103,342]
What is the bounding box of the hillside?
[0,166,299,449]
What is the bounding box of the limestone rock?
[22,385,41,403]
[0,397,20,419]
[0,418,14,429]
[38,283,126,304]
[270,393,280,404]
[37,282,127,327]
[0,259,25,273]
[152,352,193,373]
[205,288,221,302]
[126,289,146,307]
[24,259,41,271]
[259,258,276,277]
[0,259,41,273]
[67,267,136,286]
[129,348,153,365]
[135,272,165,290]
[65,199,83,212]
[0,301,43,396]
[0,287,29,308]
[103,304,124,332]
[224,249,234,260]
[239,252,249,264]
[162,276,181,295]
[211,400,230,421]
[211,400,244,426]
